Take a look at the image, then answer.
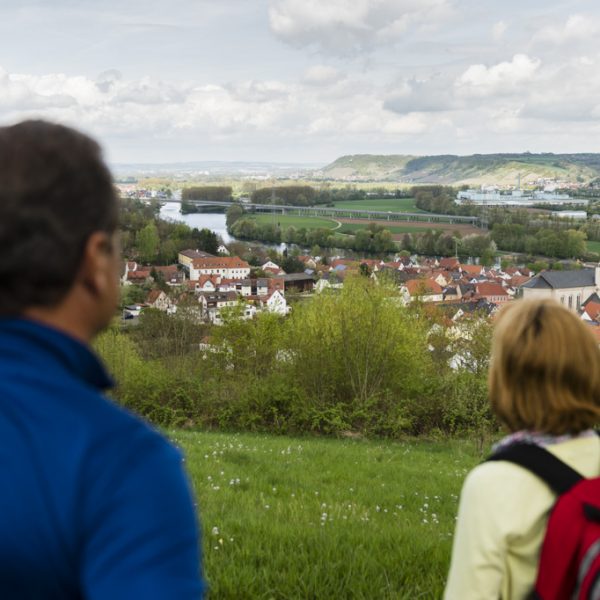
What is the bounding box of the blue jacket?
[0,319,204,599]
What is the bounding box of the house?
[581,301,600,323]
[262,260,281,272]
[315,271,346,293]
[151,265,185,286]
[217,245,230,255]
[122,261,152,285]
[282,273,316,293]
[145,289,171,311]
[228,278,271,297]
[431,270,449,287]
[402,278,444,303]
[265,290,288,315]
[197,291,239,324]
[439,257,460,270]
[298,255,317,269]
[442,286,462,301]
[520,268,600,311]
[475,282,511,305]
[460,264,485,278]
[197,275,219,292]
[186,256,251,281]
[177,249,215,270]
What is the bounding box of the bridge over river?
[169,199,484,228]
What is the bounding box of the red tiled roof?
[405,278,443,295]
[439,257,460,269]
[476,282,510,297]
[584,301,600,321]
[146,289,164,303]
[127,269,151,281]
[191,256,250,269]
[460,264,484,275]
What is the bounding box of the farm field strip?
[337,218,483,237]
[332,197,424,213]
[251,214,338,230]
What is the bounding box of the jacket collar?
[0,318,113,390]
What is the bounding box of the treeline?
[490,224,586,259]
[181,186,233,214]
[398,230,496,264]
[412,185,477,216]
[250,185,411,207]
[182,186,233,201]
[252,185,317,206]
[119,198,219,264]
[98,277,496,442]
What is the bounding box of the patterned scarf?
[492,429,597,453]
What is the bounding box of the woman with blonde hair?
[444,298,600,600]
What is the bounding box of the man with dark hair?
[0,120,204,598]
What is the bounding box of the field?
[172,430,481,599]
[332,197,423,213]
[587,240,600,254]
[338,222,431,235]
[337,218,483,238]
[252,214,338,230]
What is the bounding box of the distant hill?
[318,153,600,185]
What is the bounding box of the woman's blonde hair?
[489,298,600,434]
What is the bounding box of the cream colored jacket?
[444,436,600,600]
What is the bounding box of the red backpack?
[489,443,600,600]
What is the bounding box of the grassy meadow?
[252,214,339,230]
[172,430,481,599]
[587,240,600,254]
[332,198,422,213]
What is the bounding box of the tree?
[282,255,305,274]
[285,277,434,435]
[192,228,219,255]
[226,204,245,228]
[136,222,160,262]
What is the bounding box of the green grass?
[333,198,424,213]
[587,240,600,253]
[339,222,433,234]
[252,214,338,230]
[171,431,481,599]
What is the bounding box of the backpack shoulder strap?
[487,443,584,495]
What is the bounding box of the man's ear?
[78,232,114,299]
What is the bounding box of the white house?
[261,260,280,271]
[265,290,288,315]
[186,256,251,281]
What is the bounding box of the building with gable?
[520,267,600,311]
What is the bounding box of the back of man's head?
[0,120,118,316]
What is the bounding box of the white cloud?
[268,0,452,55]
[533,14,600,45]
[455,54,541,98]
[0,64,442,161]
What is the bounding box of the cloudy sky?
[1,0,599,164]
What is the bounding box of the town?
[120,236,600,340]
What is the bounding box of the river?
[159,202,232,242]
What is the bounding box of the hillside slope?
[319,153,600,185]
